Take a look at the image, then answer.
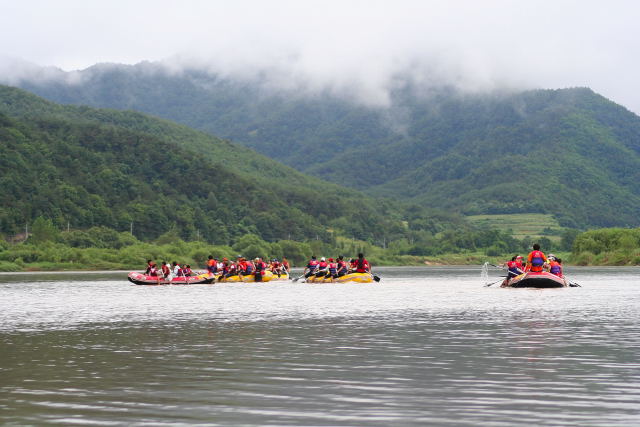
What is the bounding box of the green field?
[466,213,564,242]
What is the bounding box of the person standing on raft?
[525,244,548,273]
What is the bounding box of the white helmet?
[321,257,326,261]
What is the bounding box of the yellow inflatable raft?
[305,272,374,283]
[215,270,289,283]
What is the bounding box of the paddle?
[490,263,524,275]
[484,276,508,287]
[373,274,381,282]
[292,273,306,282]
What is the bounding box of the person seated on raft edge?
[219,258,237,280]
[148,262,159,277]
[548,254,564,278]
[502,255,524,286]
[525,243,548,273]
[336,255,348,277]
[206,255,218,275]
[304,255,319,278]
[183,264,193,277]
[218,258,229,279]
[354,253,371,274]
[144,260,154,275]
[314,257,329,278]
[238,256,254,277]
[161,261,171,280]
[270,259,284,277]
[326,258,339,280]
[254,257,267,282]
[281,257,290,273]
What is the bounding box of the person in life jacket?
[222,258,238,279]
[270,259,284,277]
[502,255,524,286]
[206,256,218,274]
[548,255,563,277]
[336,255,348,277]
[144,260,154,275]
[238,257,253,275]
[349,257,358,272]
[315,257,329,277]
[161,261,171,280]
[354,253,371,274]
[281,257,290,272]
[183,265,193,277]
[304,256,319,278]
[172,261,183,277]
[506,255,524,278]
[254,257,267,282]
[326,258,338,279]
[148,262,158,277]
[526,244,548,273]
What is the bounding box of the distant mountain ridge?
[8,62,640,228]
[0,85,450,244]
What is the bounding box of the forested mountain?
[9,62,640,228]
[0,85,461,244]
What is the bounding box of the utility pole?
[130,221,133,236]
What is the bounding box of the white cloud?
[1,0,639,111]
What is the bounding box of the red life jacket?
[318,261,328,269]
[162,265,170,276]
[256,261,266,272]
[328,262,337,274]
[337,261,347,273]
[307,260,319,270]
[356,258,369,273]
[528,250,546,272]
[506,260,521,274]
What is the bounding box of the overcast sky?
[1,0,639,111]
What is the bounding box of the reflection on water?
[1,267,639,426]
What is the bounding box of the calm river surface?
[1,266,639,426]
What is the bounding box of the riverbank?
[0,250,581,272]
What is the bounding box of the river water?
[1,266,639,426]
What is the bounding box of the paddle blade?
[373,275,381,282]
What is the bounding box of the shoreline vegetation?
[1,223,638,272]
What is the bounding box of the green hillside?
[0,85,461,245]
[12,63,640,228]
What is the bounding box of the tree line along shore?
[1,219,638,272]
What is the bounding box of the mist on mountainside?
[6,59,640,230]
